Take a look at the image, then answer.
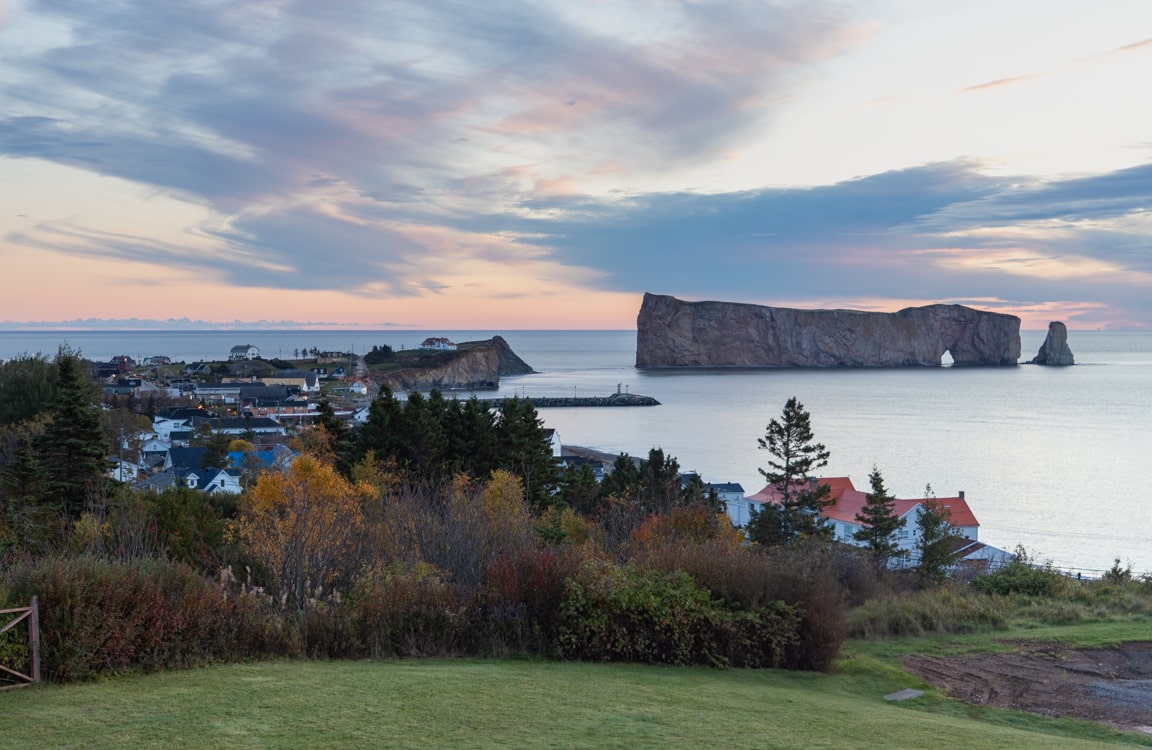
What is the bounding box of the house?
[229,344,261,361]
[142,355,171,366]
[109,457,145,483]
[542,428,562,458]
[743,477,1005,565]
[187,415,288,438]
[261,370,320,393]
[706,482,748,522]
[193,383,244,404]
[348,379,370,396]
[420,337,457,351]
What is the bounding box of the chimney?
[959,490,965,500]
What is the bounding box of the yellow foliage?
[228,439,255,454]
[238,454,372,609]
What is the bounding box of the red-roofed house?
[420,337,457,351]
[742,476,1006,565]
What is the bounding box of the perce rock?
[1027,321,1075,366]
[635,293,1021,368]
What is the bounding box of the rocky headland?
[368,336,534,391]
[636,293,1021,368]
[1027,321,1075,366]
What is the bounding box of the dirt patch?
[904,641,1152,735]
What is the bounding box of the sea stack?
[635,293,1021,368]
[1028,321,1075,366]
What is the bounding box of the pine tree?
[916,490,959,586]
[748,397,833,545]
[34,350,110,518]
[494,397,557,510]
[356,386,406,462]
[853,466,905,565]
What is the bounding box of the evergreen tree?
[0,352,59,427]
[33,350,109,518]
[494,397,557,510]
[315,398,355,475]
[556,462,600,514]
[636,448,684,514]
[200,431,232,471]
[748,397,833,545]
[400,391,448,476]
[356,386,406,462]
[853,466,905,565]
[599,453,641,503]
[915,486,959,586]
[455,396,498,477]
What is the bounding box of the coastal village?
[83,338,1009,570]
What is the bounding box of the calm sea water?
[1,328,1148,574]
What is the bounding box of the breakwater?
[480,393,660,408]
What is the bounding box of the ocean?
[1,328,1148,575]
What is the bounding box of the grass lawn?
[2,649,1149,750]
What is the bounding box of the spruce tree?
[34,350,109,518]
[853,466,905,565]
[916,488,959,586]
[356,386,406,462]
[748,397,833,545]
[494,397,557,510]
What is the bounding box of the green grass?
[2,655,1148,749]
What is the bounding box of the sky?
[0,0,1150,330]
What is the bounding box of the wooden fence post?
[30,596,41,685]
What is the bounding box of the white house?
[420,337,457,351]
[542,428,562,458]
[109,457,144,483]
[743,477,1008,565]
[229,344,261,361]
[705,482,748,524]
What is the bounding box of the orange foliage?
[630,505,745,552]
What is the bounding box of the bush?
[482,545,589,655]
[636,542,850,671]
[557,558,801,668]
[349,563,472,658]
[971,547,1066,597]
[2,555,294,682]
[559,559,724,666]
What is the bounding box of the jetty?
[480,391,659,408]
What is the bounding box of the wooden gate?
[0,597,40,690]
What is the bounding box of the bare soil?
[904,641,1152,735]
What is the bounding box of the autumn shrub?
[634,541,850,670]
[629,505,745,552]
[349,562,472,658]
[2,555,294,682]
[558,558,726,665]
[238,454,372,610]
[368,471,536,588]
[481,544,590,655]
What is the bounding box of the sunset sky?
[1,0,1150,330]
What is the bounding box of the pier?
[480,392,659,408]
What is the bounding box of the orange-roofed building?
[742,476,1005,564]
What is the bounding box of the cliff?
[1027,321,1074,366]
[456,335,536,376]
[370,337,535,391]
[636,293,1021,368]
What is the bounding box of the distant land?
[0,318,421,331]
